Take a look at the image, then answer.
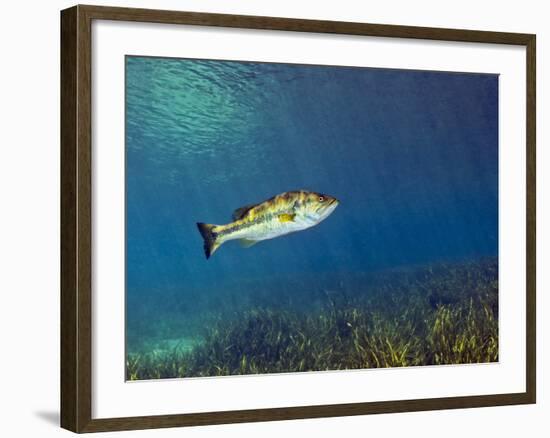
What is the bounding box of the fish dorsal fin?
[232,204,256,221]
[239,239,258,248]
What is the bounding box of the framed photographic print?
[60,4,536,433]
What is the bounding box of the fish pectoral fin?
[239,239,258,248]
[278,213,296,223]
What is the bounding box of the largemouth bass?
[196,190,339,259]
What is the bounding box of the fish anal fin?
[239,239,258,248]
[278,213,296,223]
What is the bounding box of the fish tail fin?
[196,222,222,259]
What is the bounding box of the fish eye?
[318,196,325,202]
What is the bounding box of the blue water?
[125,56,498,352]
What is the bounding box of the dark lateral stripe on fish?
[218,214,270,236]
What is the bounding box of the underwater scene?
[125,56,499,380]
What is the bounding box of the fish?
[196,190,339,259]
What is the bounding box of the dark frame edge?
[81,392,532,433]
[525,34,536,404]
[76,3,534,45]
[60,5,79,433]
[61,5,93,433]
[60,4,537,433]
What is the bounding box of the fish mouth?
[320,197,339,215]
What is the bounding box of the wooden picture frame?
[61,4,536,433]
